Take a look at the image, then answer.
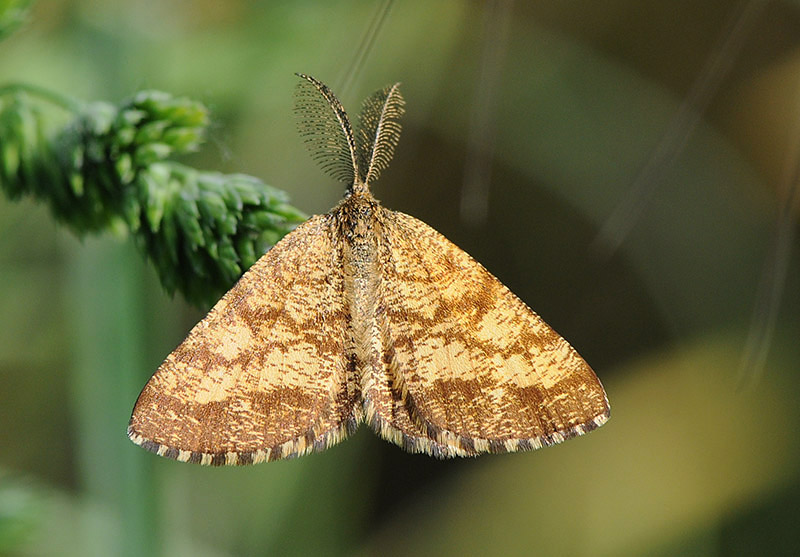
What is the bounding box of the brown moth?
[127,74,610,465]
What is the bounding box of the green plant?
[0,86,306,306]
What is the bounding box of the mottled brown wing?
[369,210,609,457]
[128,214,357,465]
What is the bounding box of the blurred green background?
[2,1,800,555]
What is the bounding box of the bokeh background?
[2,1,800,555]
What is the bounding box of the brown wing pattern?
[371,210,609,457]
[128,214,357,465]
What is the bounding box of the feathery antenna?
[356,83,404,186]
[294,73,360,185]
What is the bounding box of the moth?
[128,74,610,465]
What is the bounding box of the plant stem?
[68,237,158,556]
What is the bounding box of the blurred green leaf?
[0,0,30,42]
[0,474,40,553]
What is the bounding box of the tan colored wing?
[128,214,357,465]
[369,210,609,457]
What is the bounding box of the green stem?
[68,237,159,556]
[0,82,84,112]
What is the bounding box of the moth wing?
[370,210,609,457]
[128,214,356,465]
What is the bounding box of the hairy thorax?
[336,190,385,382]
